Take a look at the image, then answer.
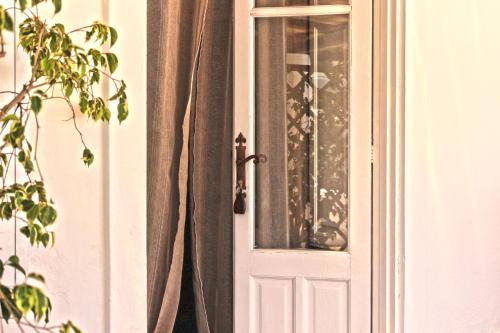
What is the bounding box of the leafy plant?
[0,0,128,331]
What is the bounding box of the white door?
[234,1,372,332]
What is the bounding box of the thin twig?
[33,114,43,182]
[46,96,87,148]
[67,25,93,34]
[0,20,47,120]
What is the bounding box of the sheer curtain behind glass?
[255,15,350,251]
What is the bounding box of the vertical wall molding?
[107,0,148,331]
[100,0,112,331]
[372,0,405,332]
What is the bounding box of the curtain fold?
[190,0,234,331]
[148,0,233,332]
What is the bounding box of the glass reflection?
[254,15,349,251]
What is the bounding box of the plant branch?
[0,21,47,121]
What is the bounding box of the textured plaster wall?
[0,0,146,332]
[405,1,500,332]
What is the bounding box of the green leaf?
[61,320,82,333]
[105,53,118,74]
[33,90,48,98]
[52,0,62,14]
[40,58,54,72]
[64,82,74,98]
[21,199,35,212]
[79,97,88,113]
[82,148,94,167]
[89,69,100,84]
[109,27,118,47]
[18,150,26,162]
[27,204,40,221]
[40,233,50,247]
[34,288,49,320]
[0,285,17,321]
[2,114,18,125]
[17,149,34,173]
[29,225,38,245]
[39,205,57,226]
[4,12,13,31]
[54,23,65,33]
[19,0,28,11]
[0,7,4,30]
[109,91,120,101]
[103,107,111,122]
[12,284,49,321]
[28,273,46,284]
[0,6,13,31]
[0,202,13,220]
[117,100,129,124]
[14,285,29,312]
[61,36,71,51]
[20,226,30,238]
[0,261,4,279]
[6,255,26,276]
[49,34,58,52]
[30,96,42,114]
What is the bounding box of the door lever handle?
[237,154,268,166]
[234,133,267,214]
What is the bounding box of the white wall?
[0,1,146,332]
[405,1,500,332]
[108,0,147,331]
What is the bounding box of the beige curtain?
[147,0,233,332]
[254,18,289,249]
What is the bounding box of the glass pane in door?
[255,0,349,6]
[254,15,349,251]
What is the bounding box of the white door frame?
[232,0,406,331]
[234,2,372,332]
[372,0,406,332]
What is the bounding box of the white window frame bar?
[372,0,406,332]
[246,3,352,250]
[251,4,351,17]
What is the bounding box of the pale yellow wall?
[108,0,147,331]
[0,1,146,332]
[405,1,500,332]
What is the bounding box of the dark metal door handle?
[234,133,267,214]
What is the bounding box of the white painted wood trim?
[372,0,405,332]
[233,0,253,331]
[107,0,147,331]
[349,1,373,331]
[250,5,351,17]
[394,0,406,330]
[235,2,371,332]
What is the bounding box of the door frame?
[372,0,406,332]
[234,3,372,331]
[232,0,406,331]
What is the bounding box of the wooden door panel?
[234,2,372,332]
[304,279,349,333]
[252,277,295,333]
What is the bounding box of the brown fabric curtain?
[147,0,233,332]
[189,0,234,331]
